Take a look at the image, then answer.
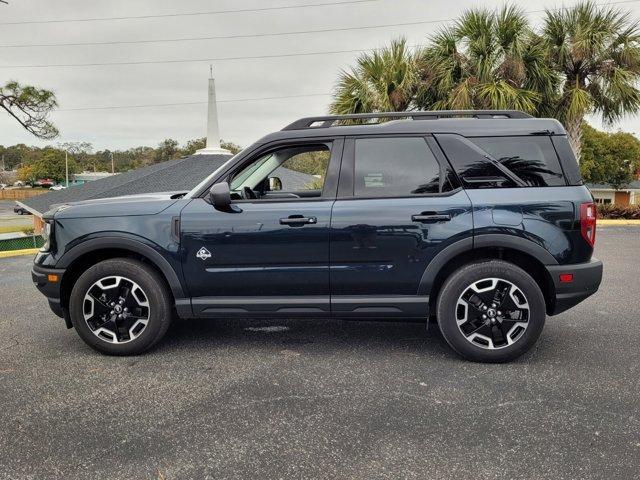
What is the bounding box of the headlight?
[41,221,54,252]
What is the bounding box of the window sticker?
[363,173,384,187]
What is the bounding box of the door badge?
[196,247,212,261]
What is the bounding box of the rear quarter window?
[435,134,517,189]
[469,136,567,187]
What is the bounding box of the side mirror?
[209,182,241,212]
[268,176,282,191]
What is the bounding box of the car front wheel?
[69,258,172,355]
[436,260,546,363]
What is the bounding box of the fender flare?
[418,234,558,296]
[418,237,472,296]
[57,235,186,300]
[473,234,558,265]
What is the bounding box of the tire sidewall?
[437,260,546,363]
[69,259,171,355]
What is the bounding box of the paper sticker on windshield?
[196,247,211,261]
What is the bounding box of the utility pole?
[65,151,69,187]
[1,154,5,171]
[110,152,114,174]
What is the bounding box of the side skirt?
[186,295,429,319]
[332,295,429,318]
[191,296,331,318]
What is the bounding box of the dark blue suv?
[32,111,603,362]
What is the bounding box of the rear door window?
[353,137,448,197]
[469,136,566,187]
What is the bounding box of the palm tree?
[329,38,420,115]
[542,1,640,161]
[418,6,557,115]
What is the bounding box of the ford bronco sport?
[32,110,603,362]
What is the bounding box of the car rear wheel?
[69,258,172,355]
[436,260,546,363]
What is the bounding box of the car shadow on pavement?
[156,316,454,358]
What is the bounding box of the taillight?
[580,202,596,247]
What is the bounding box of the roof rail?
[282,110,533,130]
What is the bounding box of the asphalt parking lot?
[0,199,16,217]
[0,199,32,231]
[0,228,638,479]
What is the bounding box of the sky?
[1,0,640,151]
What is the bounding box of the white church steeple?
[195,67,231,155]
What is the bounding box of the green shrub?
[597,203,640,219]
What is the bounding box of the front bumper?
[32,264,67,321]
[546,258,603,315]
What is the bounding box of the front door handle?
[412,212,451,223]
[279,215,317,226]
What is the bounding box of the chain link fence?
[0,233,43,252]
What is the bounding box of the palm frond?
[543,0,640,126]
[329,38,420,114]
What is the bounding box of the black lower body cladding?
[32,264,66,318]
[546,258,603,315]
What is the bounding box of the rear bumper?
[32,264,67,320]
[546,258,603,315]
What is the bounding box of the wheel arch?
[57,236,185,312]
[420,236,557,316]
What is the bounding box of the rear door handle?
[411,212,451,223]
[279,215,317,226]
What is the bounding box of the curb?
[0,248,39,259]
[597,219,640,226]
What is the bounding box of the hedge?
[597,203,640,219]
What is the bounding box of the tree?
[182,138,242,156]
[221,140,242,155]
[58,141,93,177]
[542,1,640,160]
[17,164,36,183]
[182,138,206,155]
[154,139,179,163]
[581,123,640,189]
[58,141,93,159]
[0,80,58,139]
[0,138,243,177]
[330,38,421,114]
[328,2,640,162]
[0,170,12,184]
[419,6,557,114]
[32,150,77,183]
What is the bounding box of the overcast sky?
[2,0,640,151]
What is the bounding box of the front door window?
[230,144,331,200]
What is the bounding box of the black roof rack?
[282,110,533,130]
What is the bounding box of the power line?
[0,46,394,69]
[0,0,377,26]
[0,18,455,48]
[57,93,332,112]
[2,0,639,49]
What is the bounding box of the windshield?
[185,155,237,198]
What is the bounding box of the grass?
[0,225,34,235]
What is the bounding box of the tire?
[69,258,173,355]
[436,260,546,363]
